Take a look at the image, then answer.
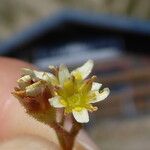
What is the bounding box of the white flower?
[49,60,110,123]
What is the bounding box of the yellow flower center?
[56,76,97,113]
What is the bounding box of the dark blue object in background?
[0,9,149,62]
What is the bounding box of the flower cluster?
[13,60,110,123]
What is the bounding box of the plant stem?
[50,120,82,150]
[71,119,82,137]
[50,122,73,150]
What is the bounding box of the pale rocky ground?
[89,116,150,150]
[0,0,150,40]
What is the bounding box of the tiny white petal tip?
[91,88,110,103]
[72,60,94,79]
[91,82,102,91]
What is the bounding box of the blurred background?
[0,0,150,150]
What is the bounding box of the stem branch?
[49,118,82,150]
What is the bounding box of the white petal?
[71,60,94,79]
[58,64,70,85]
[22,68,54,81]
[18,75,31,83]
[42,72,58,85]
[91,82,102,91]
[42,73,51,83]
[90,88,110,103]
[17,75,32,89]
[33,70,44,79]
[22,68,34,76]
[49,96,64,108]
[25,81,43,96]
[34,70,55,81]
[73,109,89,123]
[22,68,42,80]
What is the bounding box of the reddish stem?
[50,120,82,150]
